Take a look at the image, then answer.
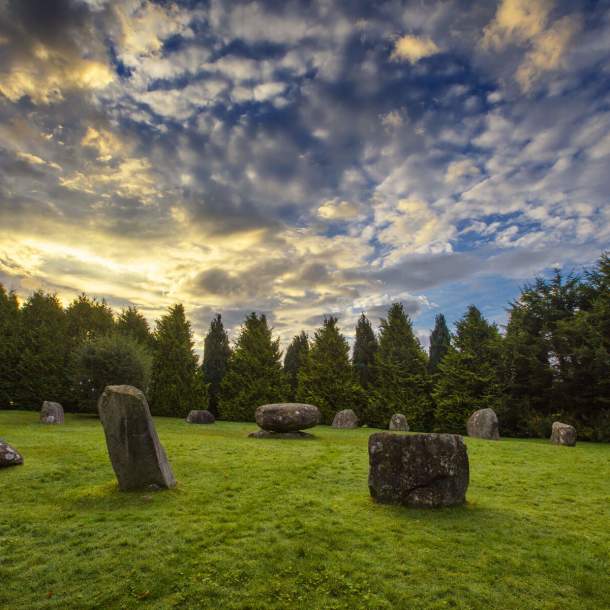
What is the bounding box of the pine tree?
[367,303,432,429]
[202,314,231,416]
[148,304,206,417]
[219,313,288,421]
[296,316,365,424]
[284,331,309,401]
[352,313,378,389]
[116,305,154,348]
[434,306,503,433]
[0,284,20,408]
[15,291,69,408]
[428,314,450,374]
[65,294,115,344]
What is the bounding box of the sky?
[0,0,609,351]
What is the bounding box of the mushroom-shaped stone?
[97,385,176,491]
[332,409,359,428]
[389,413,409,431]
[550,421,576,446]
[368,432,469,508]
[255,403,320,432]
[40,401,64,424]
[186,410,215,424]
[0,440,23,467]
[466,408,499,440]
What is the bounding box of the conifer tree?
[296,316,365,424]
[202,314,231,416]
[65,294,114,344]
[352,313,378,389]
[219,313,288,421]
[15,291,69,408]
[434,305,503,433]
[116,305,154,348]
[428,313,451,374]
[284,331,309,401]
[148,304,206,417]
[367,303,431,429]
[0,284,20,408]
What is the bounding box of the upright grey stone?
[186,410,215,424]
[466,408,500,440]
[40,401,64,424]
[550,422,577,446]
[97,385,176,491]
[368,432,469,508]
[0,440,23,467]
[332,409,359,428]
[389,413,409,431]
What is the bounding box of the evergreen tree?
[428,314,451,374]
[15,291,69,408]
[65,294,115,344]
[367,303,431,429]
[116,305,154,348]
[284,331,309,401]
[148,304,206,417]
[352,313,378,389]
[0,284,20,408]
[219,313,288,421]
[296,316,365,424]
[434,306,503,433]
[202,314,231,416]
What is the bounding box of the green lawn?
[1,411,608,609]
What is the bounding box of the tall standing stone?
[466,408,499,440]
[368,432,469,508]
[40,401,64,424]
[550,422,577,446]
[97,385,176,491]
[332,409,359,428]
[0,440,23,467]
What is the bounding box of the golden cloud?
[391,35,440,63]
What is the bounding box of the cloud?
[391,35,440,63]
[317,199,362,221]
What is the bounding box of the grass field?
[1,411,608,609]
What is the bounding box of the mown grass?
[0,411,608,609]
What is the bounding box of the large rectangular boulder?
[97,385,176,491]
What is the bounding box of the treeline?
[0,253,608,440]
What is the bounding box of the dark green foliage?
[70,334,153,413]
[148,304,206,417]
[428,314,450,374]
[284,331,309,400]
[65,294,115,344]
[116,306,154,348]
[15,291,69,409]
[366,304,431,429]
[296,317,366,425]
[0,285,20,408]
[434,306,503,434]
[352,313,378,389]
[219,313,288,421]
[202,314,231,416]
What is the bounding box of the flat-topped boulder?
[255,403,320,432]
[368,432,469,508]
[97,385,176,491]
[0,440,23,467]
[466,408,499,440]
[40,401,64,424]
[186,410,215,424]
[550,422,577,446]
[389,413,409,431]
[332,409,359,428]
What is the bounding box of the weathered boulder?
[248,430,315,440]
[389,413,409,431]
[550,421,577,446]
[0,440,23,467]
[97,385,176,491]
[368,432,469,508]
[255,403,320,432]
[332,409,359,428]
[40,401,64,424]
[466,408,499,440]
[186,410,215,424]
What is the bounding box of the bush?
[71,334,153,413]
